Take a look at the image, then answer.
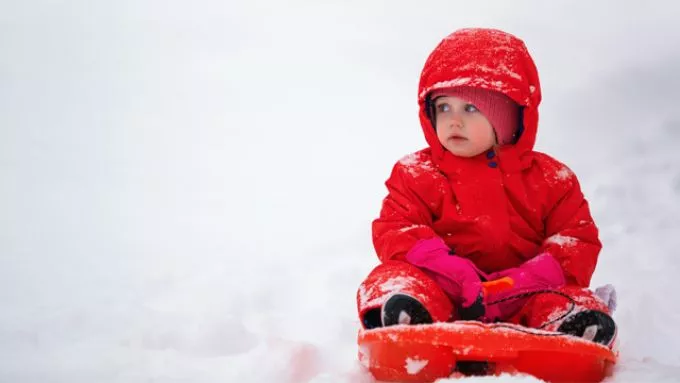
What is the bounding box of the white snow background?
[2,1,680,382]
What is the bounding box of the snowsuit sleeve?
[538,160,602,287]
[372,161,439,262]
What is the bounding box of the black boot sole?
[381,293,433,327]
[557,310,616,346]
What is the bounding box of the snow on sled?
[358,321,617,382]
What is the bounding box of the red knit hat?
[431,87,521,145]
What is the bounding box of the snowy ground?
[2,1,680,382]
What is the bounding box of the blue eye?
[436,103,451,113]
[464,104,479,113]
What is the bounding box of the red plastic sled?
[358,321,617,382]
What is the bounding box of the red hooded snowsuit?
[357,29,609,330]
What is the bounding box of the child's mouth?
[450,135,468,141]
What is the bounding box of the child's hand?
[405,237,484,318]
[482,253,566,322]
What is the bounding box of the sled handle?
[482,277,514,296]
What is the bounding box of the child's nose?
[449,113,465,128]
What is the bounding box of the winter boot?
[381,293,433,326]
[557,310,616,346]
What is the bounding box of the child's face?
[434,96,496,157]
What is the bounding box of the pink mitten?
[405,237,484,316]
[482,253,566,322]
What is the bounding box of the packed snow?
[405,358,429,375]
[2,1,680,382]
[545,234,578,247]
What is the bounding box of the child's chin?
[445,146,478,158]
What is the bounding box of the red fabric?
[372,28,601,287]
[507,285,612,332]
[357,261,454,325]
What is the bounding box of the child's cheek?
[436,126,447,145]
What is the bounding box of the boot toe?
[557,310,616,346]
[381,293,433,327]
